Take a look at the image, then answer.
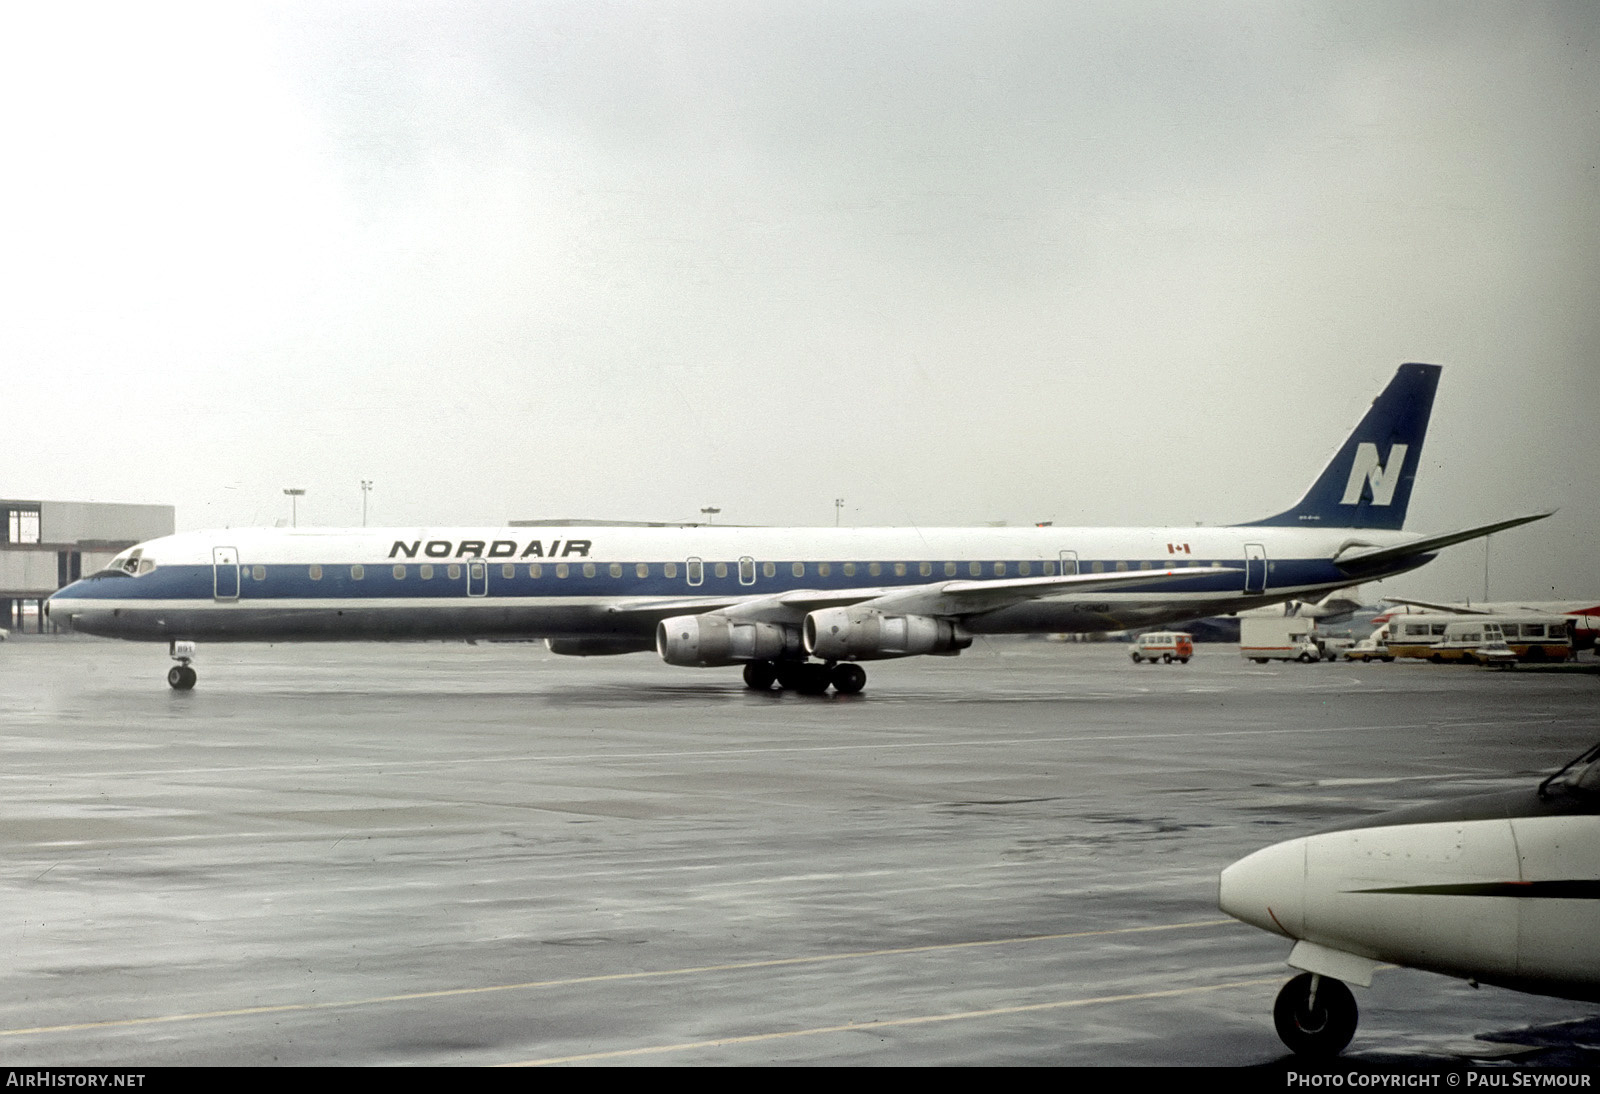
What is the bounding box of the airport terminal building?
[1,498,174,633]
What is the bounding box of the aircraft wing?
[609,567,1233,624]
[1332,512,1553,572]
[1381,596,1491,616]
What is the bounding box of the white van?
[1129,632,1194,664]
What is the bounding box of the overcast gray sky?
[3,1,1596,602]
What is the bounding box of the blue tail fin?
[1242,363,1440,530]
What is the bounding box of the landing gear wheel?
[794,663,832,695]
[743,660,778,691]
[1273,973,1357,1057]
[830,663,867,695]
[167,665,197,691]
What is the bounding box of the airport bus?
[1385,614,1573,662]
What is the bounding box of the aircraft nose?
[1219,837,1307,939]
[45,587,78,631]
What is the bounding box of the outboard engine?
[656,614,801,667]
[804,607,971,661]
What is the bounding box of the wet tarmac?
[1,637,1597,1066]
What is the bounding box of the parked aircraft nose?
[1219,837,1307,939]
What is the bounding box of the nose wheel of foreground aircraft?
[743,660,867,696]
[1273,972,1358,1057]
[166,640,198,691]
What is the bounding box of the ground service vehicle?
[1240,616,1329,663]
[1128,632,1193,663]
[1342,625,1393,662]
[1385,613,1573,663]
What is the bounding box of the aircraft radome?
[46,362,1548,691]
[1221,744,1600,1057]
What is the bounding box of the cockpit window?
[99,549,154,577]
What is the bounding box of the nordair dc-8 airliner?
[46,364,1548,693]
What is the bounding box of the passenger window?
[919,562,932,576]
[503,564,515,580]
[1115,561,1129,572]
[448,564,461,580]
[791,562,804,578]
[664,562,677,579]
[1018,561,1031,576]
[527,564,540,579]
[686,559,702,585]
[393,565,407,580]
[843,562,856,577]
[993,562,1005,576]
[714,562,728,579]
[636,563,649,579]
[609,563,622,578]
[252,564,266,581]
[894,563,906,577]
[1091,561,1105,573]
[818,562,831,577]
[969,561,981,576]
[584,563,597,578]
[763,561,776,578]
[556,563,569,578]
[420,564,433,580]
[351,564,365,580]
[739,557,755,584]
[869,563,882,577]
[944,562,956,576]
[309,564,322,581]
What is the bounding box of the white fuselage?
[46,522,1423,647]
[1220,797,1600,1001]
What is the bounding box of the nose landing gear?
[167,640,198,690]
[1273,972,1357,1056]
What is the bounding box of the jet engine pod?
[803,607,971,661]
[656,614,800,667]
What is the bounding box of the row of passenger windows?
[243,558,1235,583]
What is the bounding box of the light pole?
[283,488,305,528]
[360,480,373,527]
[700,506,721,526]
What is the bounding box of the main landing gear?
[1273,972,1358,1057]
[742,659,867,696]
[167,640,198,691]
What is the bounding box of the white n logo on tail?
[1340,442,1408,506]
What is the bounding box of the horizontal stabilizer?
[1334,512,1553,572]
